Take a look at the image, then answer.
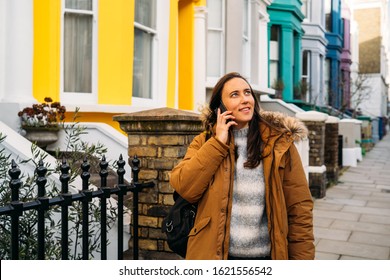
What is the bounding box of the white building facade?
[301,0,329,106]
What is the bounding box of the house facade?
[267,0,305,102]
[0,0,209,132]
[1,0,279,133]
[301,0,328,106]
[0,0,387,133]
[351,0,389,118]
[206,0,274,99]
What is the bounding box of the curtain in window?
[133,28,153,98]
[133,0,156,99]
[64,13,92,93]
[64,0,92,93]
[66,0,92,10]
[135,0,156,28]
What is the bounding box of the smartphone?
[215,102,231,123]
[219,102,228,114]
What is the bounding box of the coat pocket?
[188,216,211,236]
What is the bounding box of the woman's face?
[221,77,255,129]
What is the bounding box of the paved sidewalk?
[314,133,390,260]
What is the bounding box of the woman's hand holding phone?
[215,104,236,144]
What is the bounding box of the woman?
[169,72,314,260]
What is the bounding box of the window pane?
[135,0,156,29]
[270,61,278,88]
[242,37,249,77]
[133,28,153,98]
[270,25,279,41]
[270,41,279,60]
[243,0,249,37]
[325,0,332,32]
[324,58,330,103]
[64,13,92,93]
[65,0,92,10]
[207,0,222,29]
[207,31,222,77]
[302,50,308,75]
[301,0,307,17]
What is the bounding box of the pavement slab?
[313,133,390,260]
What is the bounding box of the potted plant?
[18,97,66,149]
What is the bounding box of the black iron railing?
[0,155,154,260]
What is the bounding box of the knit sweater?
[228,127,271,258]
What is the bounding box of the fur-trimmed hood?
[260,110,308,141]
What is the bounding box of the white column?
[193,5,207,112]
[0,0,6,100]
[258,9,270,90]
[2,0,35,104]
[311,51,320,105]
[0,0,36,131]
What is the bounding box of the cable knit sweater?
[228,127,271,258]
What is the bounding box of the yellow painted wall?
[32,0,205,132]
[33,0,61,103]
[178,0,195,110]
[98,0,134,105]
[64,111,125,135]
[167,0,206,110]
[32,0,134,133]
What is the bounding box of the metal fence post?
[80,158,92,260]
[116,154,126,260]
[9,160,23,260]
[36,160,48,260]
[129,155,155,260]
[59,158,71,260]
[99,155,110,260]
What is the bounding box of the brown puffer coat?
[169,111,315,260]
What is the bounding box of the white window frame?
[324,58,331,104]
[302,50,311,102]
[301,0,311,22]
[131,22,157,105]
[242,0,251,79]
[206,0,226,88]
[60,0,98,105]
[269,25,280,88]
[325,0,332,32]
[132,0,169,107]
[132,0,157,106]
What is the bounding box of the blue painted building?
[325,0,343,109]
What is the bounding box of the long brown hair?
[205,72,264,168]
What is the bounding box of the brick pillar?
[325,116,340,186]
[296,111,328,198]
[113,107,203,259]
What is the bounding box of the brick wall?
[114,108,203,259]
[325,122,339,185]
[297,111,329,199]
[304,119,327,198]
